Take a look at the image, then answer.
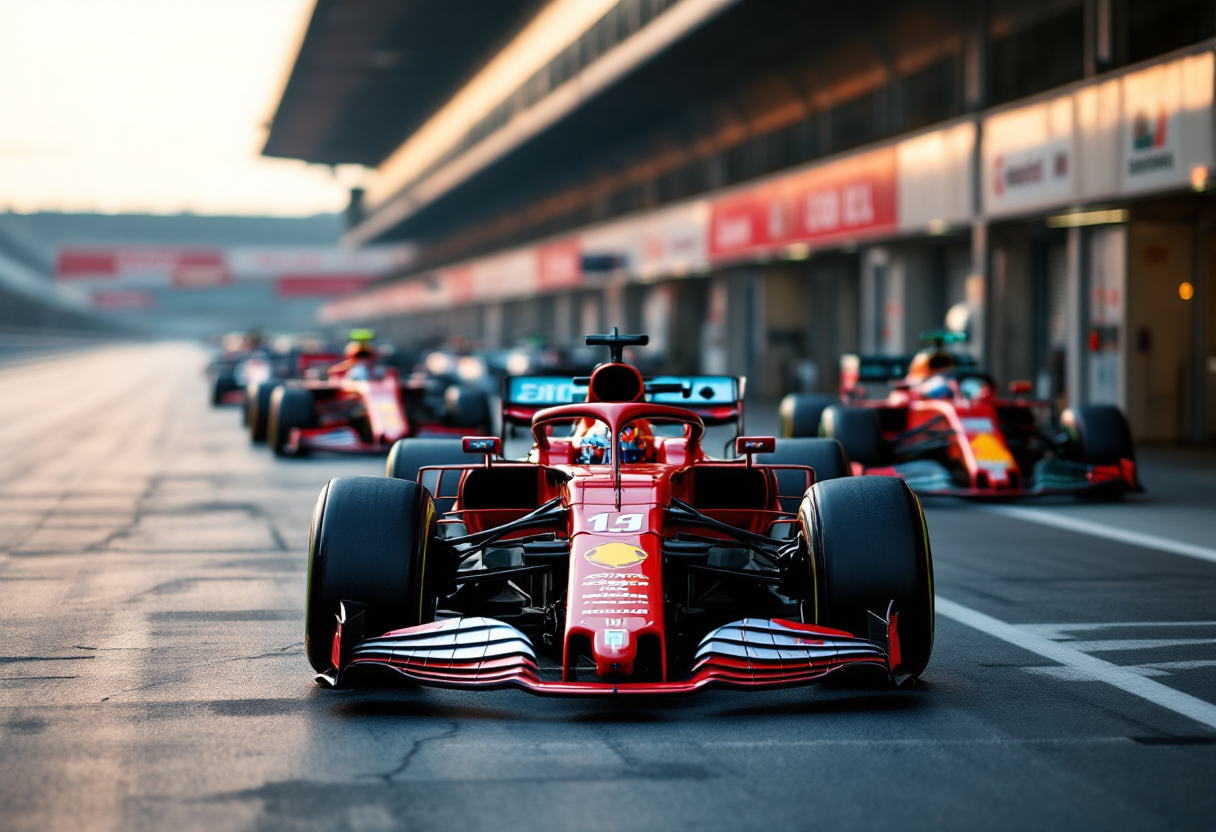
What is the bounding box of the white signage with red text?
[983,96,1076,217]
[1121,52,1214,194]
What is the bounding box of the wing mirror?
[736,436,775,467]
[462,436,501,467]
[1008,380,1033,395]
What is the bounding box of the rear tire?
[305,477,438,672]
[247,381,275,443]
[386,438,469,483]
[1061,405,1134,464]
[757,437,850,482]
[269,386,314,457]
[799,476,934,677]
[445,385,491,429]
[819,405,884,467]
[779,394,837,438]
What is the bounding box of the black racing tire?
[445,385,492,429]
[386,438,469,483]
[211,373,237,407]
[800,476,934,678]
[247,381,276,443]
[305,477,438,673]
[757,438,851,482]
[269,386,314,457]
[819,405,885,467]
[779,394,838,438]
[1061,405,1135,465]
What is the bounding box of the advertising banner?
[274,276,375,298]
[983,96,1075,217]
[1120,52,1214,194]
[709,147,898,260]
[536,239,582,291]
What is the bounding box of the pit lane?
[0,343,1212,832]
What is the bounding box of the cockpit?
[915,371,996,402]
[572,420,657,465]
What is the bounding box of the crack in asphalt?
[374,722,460,784]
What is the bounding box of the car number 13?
[587,512,644,533]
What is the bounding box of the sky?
[0,0,359,216]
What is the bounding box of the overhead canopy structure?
[263,0,546,167]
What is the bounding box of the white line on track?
[983,505,1216,565]
[936,596,1216,731]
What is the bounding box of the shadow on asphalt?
[713,692,919,718]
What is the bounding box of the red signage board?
[709,147,898,260]
[56,247,227,282]
[274,275,375,298]
[171,252,229,288]
[536,239,582,291]
[91,290,155,310]
[57,251,118,278]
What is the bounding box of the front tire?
[445,385,491,429]
[1061,405,1134,465]
[819,405,884,468]
[211,373,237,407]
[247,381,276,443]
[305,477,438,673]
[269,386,314,457]
[799,476,934,678]
[779,394,837,438]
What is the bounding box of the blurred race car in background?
[262,330,492,457]
[305,330,933,695]
[417,335,602,402]
[779,331,1138,498]
[206,331,279,406]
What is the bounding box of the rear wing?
[840,352,977,397]
[647,375,744,427]
[297,352,340,377]
[501,374,746,431]
[841,352,909,389]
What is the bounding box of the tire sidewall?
[800,476,934,677]
[305,477,438,672]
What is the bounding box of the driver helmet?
[618,422,654,463]
[344,328,377,360]
[344,341,375,359]
[919,375,952,400]
[575,429,612,465]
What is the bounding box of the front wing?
[859,457,1137,499]
[291,424,471,454]
[317,608,908,695]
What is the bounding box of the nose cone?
[567,529,664,682]
[594,627,636,676]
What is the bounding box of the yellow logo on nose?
[584,542,648,569]
[970,432,1014,464]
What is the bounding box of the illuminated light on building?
[1044,209,1130,228]
[1191,165,1209,192]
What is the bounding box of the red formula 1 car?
[779,332,1137,498]
[265,330,491,457]
[304,331,934,696]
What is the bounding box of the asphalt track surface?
[1,343,1213,832]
